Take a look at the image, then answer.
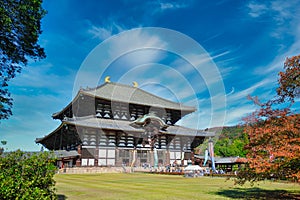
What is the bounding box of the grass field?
[55,173,300,200]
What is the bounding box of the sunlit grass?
[55,173,300,200]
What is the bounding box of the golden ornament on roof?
[105,76,111,83]
[133,81,138,87]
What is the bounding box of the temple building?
[36,81,214,168]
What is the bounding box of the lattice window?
[159,136,167,149]
[127,136,134,147]
[108,133,116,146]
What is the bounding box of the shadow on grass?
[215,187,300,200]
[57,194,67,200]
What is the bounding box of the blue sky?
[1,0,300,151]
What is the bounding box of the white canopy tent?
[184,165,203,171]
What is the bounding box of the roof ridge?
[92,82,196,109]
[53,81,196,119]
[85,82,133,90]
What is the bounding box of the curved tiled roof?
[64,116,214,137]
[82,82,196,112]
[36,116,215,150]
[53,82,196,119]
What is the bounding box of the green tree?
[201,126,248,158]
[0,150,57,199]
[214,138,248,157]
[232,139,248,157]
[0,0,46,120]
[0,140,7,155]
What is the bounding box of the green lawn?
[55,173,300,200]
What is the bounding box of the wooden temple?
[36,81,214,168]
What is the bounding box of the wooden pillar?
[149,150,154,167]
[191,151,195,165]
[76,144,82,167]
[135,150,140,167]
[115,148,122,167]
[94,147,99,166]
[165,150,170,165]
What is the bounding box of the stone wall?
[57,166,156,174]
[58,167,126,174]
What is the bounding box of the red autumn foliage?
[277,55,300,103]
[237,55,300,184]
[243,108,300,182]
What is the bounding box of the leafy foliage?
[215,138,248,157]
[237,55,300,184]
[0,0,46,120]
[277,55,300,103]
[0,150,57,199]
[214,127,249,157]
[198,126,248,157]
[0,140,7,155]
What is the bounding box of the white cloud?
[247,0,297,21]
[189,78,275,128]
[213,0,300,127]
[115,63,198,103]
[247,2,267,18]
[178,98,226,129]
[227,79,270,103]
[88,26,113,41]
[9,61,76,104]
[244,1,300,105]
[74,28,169,91]
[254,23,300,74]
[159,2,189,10]
[272,25,300,66]
[247,0,300,38]
[175,51,229,74]
[270,0,297,24]
[116,49,165,70]
[178,78,271,129]
[1,93,62,151]
[219,65,237,80]
[224,104,256,125]
[145,0,194,15]
[87,21,126,41]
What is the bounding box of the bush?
[0,150,57,199]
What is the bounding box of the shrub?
[0,150,57,199]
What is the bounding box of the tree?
[0,140,7,155]
[0,150,57,199]
[200,126,248,158]
[214,137,248,157]
[0,0,46,120]
[237,55,300,185]
[277,55,300,103]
